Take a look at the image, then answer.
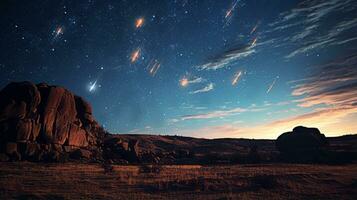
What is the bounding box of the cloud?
[196,44,255,70]
[267,0,357,58]
[188,77,205,84]
[181,105,357,139]
[181,107,247,120]
[179,54,357,139]
[190,83,214,94]
[292,54,357,107]
[179,105,265,121]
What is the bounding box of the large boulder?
[103,137,139,163]
[0,81,106,162]
[276,126,328,162]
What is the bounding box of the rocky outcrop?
[103,137,140,163]
[276,126,328,162]
[0,81,106,162]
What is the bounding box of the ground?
[1,163,357,199]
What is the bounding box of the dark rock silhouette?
[276,126,327,152]
[276,126,328,162]
[1,82,356,164]
[0,81,106,162]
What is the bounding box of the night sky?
[1,0,357,139]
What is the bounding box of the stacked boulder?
[0,82,106,162]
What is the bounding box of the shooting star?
[130,48,141,63]
[250,23,259,34]
[251,37,258,47]
[148,59,161,76]
[55,26,64,36]
[88,80,97,93]
[224,0,240,26]
[51,25,64,41]
[180,77,189,87]
[266,76,279,94]
[135,17,144,29]
[232,70,244,86]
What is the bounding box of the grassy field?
[0,163,357,199]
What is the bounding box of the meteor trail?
[224,0,241,26]
[130,48,141,63]
[180,77,189,87]
[89,80,97,92]
[135,17,144,29]
[232,70,243,86]
[54,26,64,36]
[251,37,258,47]
[225,0,240,19]
[51,26,64,41]
[250,23,259,34]
[266,76,279,94]
[148,60,161,76]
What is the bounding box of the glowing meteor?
[55,26,64,36]
[225,0,240,19]
[52,26,64,41]
[130,49,141,63]
[232,70,243,86]
[250,23,259,34]
[148,60,161,76]
[225,9,233,19]
[251,37,258,47]
[266,76,279,94]
[135,17,144,29]
[180,78,189,87]
[89,80,97,92]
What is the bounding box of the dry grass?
[0,162,357,199]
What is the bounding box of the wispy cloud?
[179,76,206,87]
[190,83,214,94]
[179,54,357,139]
[178,105,265,121]
[188,77,205,84]
[292,54,357,107]
[182,105,357,139]
[267,0,357,58]
[180,107,248,120]
[196,44,255,70]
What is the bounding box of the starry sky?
[1,0,357,139]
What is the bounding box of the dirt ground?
[0,162,357,199]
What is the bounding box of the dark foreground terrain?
[1,162,357,200]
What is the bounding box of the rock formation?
[276,126,328,162]
[0,81,106,162]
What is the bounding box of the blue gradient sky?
[1,0,357,138]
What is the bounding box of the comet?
[232,70,243,86]
[130,48,141,63]
[135,17,144,29]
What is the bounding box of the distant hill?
[1,81,356,164]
